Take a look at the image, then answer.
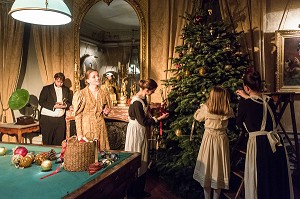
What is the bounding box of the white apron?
[124,96,148,177]
[244,95,294,199]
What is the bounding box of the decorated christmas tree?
[153,9,250,199]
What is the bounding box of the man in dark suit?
[39,72,72,145]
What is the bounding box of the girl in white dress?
[193,86,234,199]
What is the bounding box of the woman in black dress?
[125,79,169,198]
[236,68,293,199]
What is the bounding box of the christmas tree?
[153,9,250,199]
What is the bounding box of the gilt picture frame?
[276,30,300,93]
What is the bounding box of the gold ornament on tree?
[224,65,232,71]
[176,75,182,81]
[185,70,190,76]
[199,67,206,76]
[224,45,232,52]
[175,129,182,137]
[208,9,213,15]
[210,27,214,35]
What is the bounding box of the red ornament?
[194,15,202,24]
[14,146,28,157]
[79,139,86,143]
[158,103,168,136]
[127,98,132,105]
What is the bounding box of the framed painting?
[276,30,300,93]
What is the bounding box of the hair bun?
[139,79,145,88]
[245,66,255,74]
[252,71,260,80]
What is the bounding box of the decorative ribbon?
[267,131,282,153]
[159,103,167,136]
[87,162,103,175]
[40,164,62,180]
[60,140,67,159]
[190,120,195,141]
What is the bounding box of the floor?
[144,172,182,199]
[292,172,300,199]
[142,170,300,199]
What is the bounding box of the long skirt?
[193,129,230,189]
[125,119,148,177]
[245,131,294,199]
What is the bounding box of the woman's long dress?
[125,96,155,177]
[193,104,233,189]
[237,95,293,199]
[72,86,111,150]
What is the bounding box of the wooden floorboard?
[143,171,300,199]
[144,172,182,199]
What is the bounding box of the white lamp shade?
[9,0,72,25]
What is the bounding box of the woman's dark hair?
[139,79,158,90]
[243,67,261,92]
[54,72,65,81]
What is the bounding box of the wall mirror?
[75,0,146,105]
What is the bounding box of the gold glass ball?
[0,147,7,156]
[225,65,232,71]
[185,70,190,76]
[41,160,52,171]
[176,75,182,81]
[11,154,22,165]
[19,156,32,168]
[35,152,48,165]
[199,67,206,76]
[25,152,35,162]
[175,129,182,137]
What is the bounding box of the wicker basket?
[64,136,97,172]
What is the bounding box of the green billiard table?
[0,142,141,199]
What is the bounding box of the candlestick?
[118,61,121,71]
[160,88,164,102]
[74,63,77,72]
[83,63,86,74]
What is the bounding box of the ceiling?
[83,0,139,31]
[80,0,140,46]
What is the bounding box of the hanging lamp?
[9,0,72,25]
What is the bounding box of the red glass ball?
[14,146,28,157]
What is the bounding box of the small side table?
[0,122,40,143]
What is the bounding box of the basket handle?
[94,139,98,163]
[66,136,78,144]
